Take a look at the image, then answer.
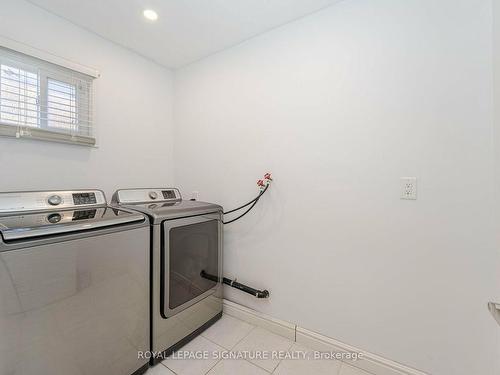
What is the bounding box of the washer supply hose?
[222,173,272,225]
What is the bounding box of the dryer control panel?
[112,188,182,204]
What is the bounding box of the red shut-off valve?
[257,172,273,191]
[223,172,273,224]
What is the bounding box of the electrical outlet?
[400,177,417,200]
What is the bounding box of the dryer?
[111,188,223,364]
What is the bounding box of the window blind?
[0,46,95,146]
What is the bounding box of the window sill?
[0,123,96,147]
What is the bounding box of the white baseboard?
[296,326,428,375]
[222,299,428,375]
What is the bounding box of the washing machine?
[0,190,150,375]
[111,188,223,364]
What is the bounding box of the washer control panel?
[0,190,106,214]
[73,192,97,205]
[112,188,182,204]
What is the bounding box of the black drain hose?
[201,270,270,299]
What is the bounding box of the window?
[0,65,39,127]
[0,46,95,146]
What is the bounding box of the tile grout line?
[160,337,223,375]
[271,324,294,375]
[229,326,271,372]
[160,361,179,375]
[201,319,257,351]
[159,335,222,375]
[202,334,224,375]
[203,357,222,375]
[337,361,344,375]
[244,324,273,372]
[200,334,231,351]
[230,324,258,350]
[269,339,295,374]
[246,357,273,374]
[204,323,275,374]
[267,329,297,374]
[201,319,262,374]
[232,323,290,374]
[160,360,179,375]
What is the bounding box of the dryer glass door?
[161,214,221,318]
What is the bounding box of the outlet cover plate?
[400,177,417,200]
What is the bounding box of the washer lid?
[0,207,146,241]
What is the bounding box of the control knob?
[47,213,62,224]
[47,195,62,206]
[149,191,158,200]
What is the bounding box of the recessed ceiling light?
[143,9,158,21]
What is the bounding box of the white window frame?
[0,39,98,147]
[44,73,88,136]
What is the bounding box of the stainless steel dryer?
[111,188,223,364]
[0,190,150,375]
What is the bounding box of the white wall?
[0,0,174,198]
[493,0,500,371]
[173,1,498,374]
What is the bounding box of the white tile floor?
[145,314,371,375]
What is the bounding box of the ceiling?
[27,0,340,69]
